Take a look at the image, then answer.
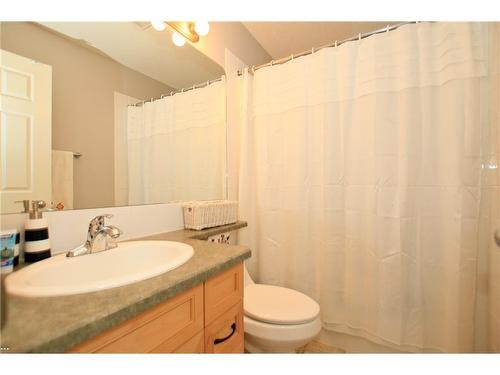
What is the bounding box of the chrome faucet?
[66,214,122,257]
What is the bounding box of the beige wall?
[202,22,270,201]
[1,22,174,209]
[192,22,271,67]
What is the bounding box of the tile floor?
[296,340,346,353]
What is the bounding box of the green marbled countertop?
[0,221,249,353]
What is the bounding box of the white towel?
[51,150,74,209]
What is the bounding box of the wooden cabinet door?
[69,284,204,353]
[170,331,205,354]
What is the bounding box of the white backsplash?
[0,203,185,256]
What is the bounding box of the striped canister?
[24,217,51,262]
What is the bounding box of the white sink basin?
[5,241,194,297]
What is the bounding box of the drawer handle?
[214,323,237,345]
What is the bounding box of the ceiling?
[39,22,225,89]
[243,22,396,60]
[36,22,400,86]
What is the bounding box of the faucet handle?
[87,214,114,236]
[98,214,113,220]
[79,214,121,255]
[90,213,113,224]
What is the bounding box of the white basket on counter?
[182,200,238,230]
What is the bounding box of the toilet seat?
[244,284,320,325]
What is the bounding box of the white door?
[0,49,52,214]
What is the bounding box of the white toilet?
[243,264,322,353]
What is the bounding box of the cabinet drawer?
[70,284,204,353]
[204,263,243,324]
[204,301,244,354]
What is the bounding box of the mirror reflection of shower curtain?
[126,77,226,204]
[238,23,499,352]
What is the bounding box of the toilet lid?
[244,284,320,325]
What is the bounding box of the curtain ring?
[251,66,255,74]
[386,24,390,32]
[170,91,174,96]
[334,40,337,47]
[358,33,362,40]
[181,88,184,92]
[311,47,315,54]
[160,94,164,99]
[290,53,294,61]
[270,59,275,66]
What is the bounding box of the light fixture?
[194,21,210,36]
[167,22,199,43]
[150,20,166,31]
[150,22,210,47]
[172,32,186,47]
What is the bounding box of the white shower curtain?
[127,78,226,204]
[238,23,499,352]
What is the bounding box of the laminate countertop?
[0,221,250,353]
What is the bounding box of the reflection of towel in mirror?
[51,150,74,209]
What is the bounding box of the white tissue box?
[182,200,238,230]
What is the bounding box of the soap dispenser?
[24,200,51,263]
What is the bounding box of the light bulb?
[172,32,186,47]
[194,21,210,36]
[151,20,166,31]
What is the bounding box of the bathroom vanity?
[0,222,250,353]
[70,263,244,353]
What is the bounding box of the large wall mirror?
[0,22,226,214]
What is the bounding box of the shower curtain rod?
[129,76,224,107]
[237,21,419,76]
